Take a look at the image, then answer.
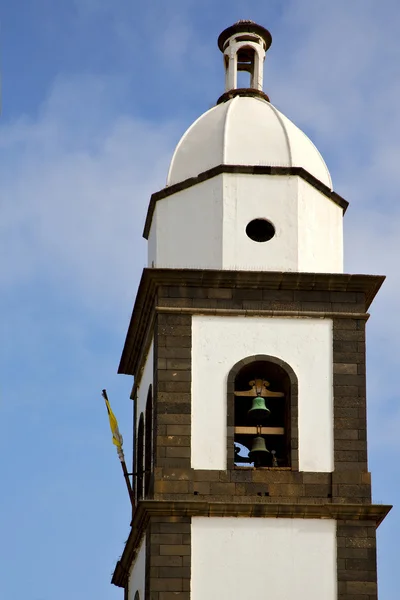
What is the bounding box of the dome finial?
[217,21,272,100]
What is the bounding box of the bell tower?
[113,20,391,600]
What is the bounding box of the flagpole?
[102,389,135,508]
[120,457,135,508]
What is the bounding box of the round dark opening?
[246,219,275,242]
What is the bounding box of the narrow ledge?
[217,88,270,104]
[143,164,349,240]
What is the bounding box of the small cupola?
[217,20,272,103]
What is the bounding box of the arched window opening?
[136,413,144,501]
[236,45,255,88]
[144,385,153,497]
[234,360,291,468]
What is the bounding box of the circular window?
[246,219,275,242]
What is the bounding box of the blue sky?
[1,1,399,598]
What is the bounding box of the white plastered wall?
[135,340,153,436]
[222,172,299,271]
[148,173,343,273]
[191,316,333,472]
[191,517,337,600]
[298,178,343,273]
[128,537,146,600]
[148,177,223,269]
[224,172,343,272]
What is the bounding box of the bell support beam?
[234,426,284,435]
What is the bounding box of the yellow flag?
[102,389,124,458]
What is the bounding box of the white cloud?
[2,5,400,599]
[261,2,400,342]
[267,1,400,183]
[2,0,400,431]
[0,74,180,319]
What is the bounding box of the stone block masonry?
[112,269,390,599]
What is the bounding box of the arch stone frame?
[227,354,298,471]
[144,384,153,498]
[136,413,145,502]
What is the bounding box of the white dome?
[167,96,332,190]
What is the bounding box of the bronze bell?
[247,396,270,423]
[249,436,270,466]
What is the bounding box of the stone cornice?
[118,269,385,376]
[217,22,272,52]
[143,164,349,239]
[216,88,271,104]
[112,500,392,587]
